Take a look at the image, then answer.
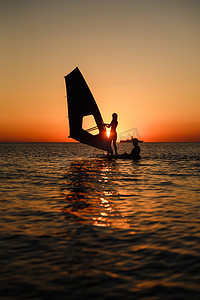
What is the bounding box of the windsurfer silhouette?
[104,113,118,155]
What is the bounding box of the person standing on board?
[104,113,118,156]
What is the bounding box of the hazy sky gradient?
[1,0,200,141]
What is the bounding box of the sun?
[106,128,110,138]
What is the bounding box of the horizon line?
[0,141,199,143]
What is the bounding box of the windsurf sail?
[64,67,112,152]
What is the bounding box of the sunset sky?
[1,0,200,142]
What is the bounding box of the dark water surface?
[0,143,200,299]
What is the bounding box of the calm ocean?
[0,142,199,299]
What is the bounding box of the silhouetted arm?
[103,123,111,128]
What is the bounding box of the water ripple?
[0,143,199,299]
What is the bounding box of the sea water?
[0,142,199,299]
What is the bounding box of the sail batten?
[64,67,112,152]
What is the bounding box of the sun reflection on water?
[60,159,130,229]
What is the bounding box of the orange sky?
[0,0,200,142]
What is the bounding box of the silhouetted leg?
[107,148,113,156]
[113,139,118,156]
[107,151,112,156]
